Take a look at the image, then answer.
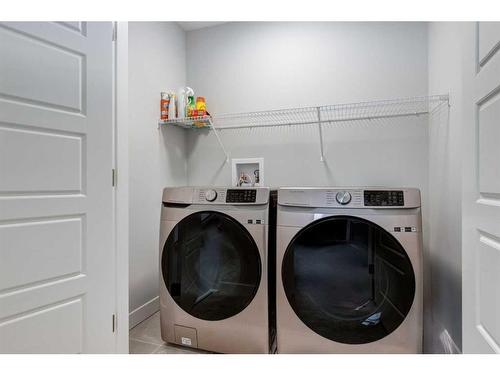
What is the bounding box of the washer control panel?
[226,189,257,203]
[163,188,270,229]
[162,187,269,205]
[364,190,404,206]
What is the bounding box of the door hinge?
[112,23,117,41]
[112,168,117,187]
[112,314,117,333]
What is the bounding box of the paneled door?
[0,22,115,353]
[462,22,500,353]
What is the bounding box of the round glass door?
[282,215,415,344]
[162,211,261,321]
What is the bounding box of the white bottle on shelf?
[177,87,194,119]
[168,93,177,119]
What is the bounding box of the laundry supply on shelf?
[160,92,170,120]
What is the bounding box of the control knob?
[336,191,352,205]
[205,189,217,202]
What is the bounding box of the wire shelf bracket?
[207,117,230,163]
[316,106,325,162]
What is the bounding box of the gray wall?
[128,22,187,327]
[427,22,463,353]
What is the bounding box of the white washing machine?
[159,187,274,354]
[276,187,423,353]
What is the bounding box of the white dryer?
[276,187,423,353]
[159,187,273,354]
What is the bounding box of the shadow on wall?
[159,125,188,184]
[186,115,429,189]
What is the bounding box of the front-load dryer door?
[281,215,415,344]
[162,211,261,321]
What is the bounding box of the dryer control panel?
[278,187,420,209]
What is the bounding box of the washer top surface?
[163,186,270,206]
[278,187,420,209]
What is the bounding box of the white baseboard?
[129,296,159,329]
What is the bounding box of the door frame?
[113,21,129,353]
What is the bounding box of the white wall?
[427,22,464,353]
[185,22,429,188]
[187,22,428,114]
[128,22,187,327]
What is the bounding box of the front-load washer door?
[162,211,261,321]
[282,215,415,344]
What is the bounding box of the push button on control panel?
[394,226,417,233]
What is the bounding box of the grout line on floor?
[152,345,166,354]
[129,332,164,346]
[130,337,164,347]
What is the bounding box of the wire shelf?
[159,116,211,129]
[159,94,448,130]
[158,94,449,162]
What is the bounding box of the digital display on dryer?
[364,190,404,206]
[226,189,257,203]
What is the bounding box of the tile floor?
[129,312,211,354]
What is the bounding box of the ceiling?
[177,22,227,31]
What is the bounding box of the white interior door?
[462,21,500,353]
[0,22,116,353]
